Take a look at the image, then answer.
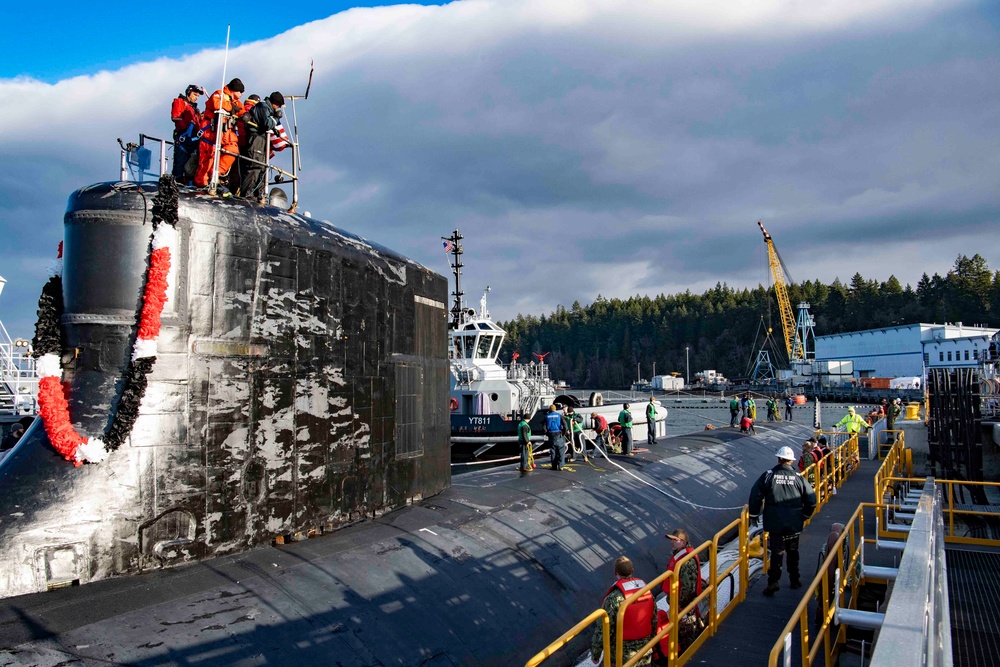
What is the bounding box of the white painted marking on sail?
[414,295,446,310]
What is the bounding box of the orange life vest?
[607,577,654,641]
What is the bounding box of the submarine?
[0,170,818,665]
[0,175,450,599]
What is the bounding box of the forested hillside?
[501,255,1000,389]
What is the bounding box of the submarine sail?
[0,178,450,597]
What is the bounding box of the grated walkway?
[947,548,1000,667]
[688,458,884,666]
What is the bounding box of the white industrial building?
[814,323,998,379]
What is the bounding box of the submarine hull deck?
[1,422,814,666]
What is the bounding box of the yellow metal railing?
[619,510,750,667]
[525,609,611,667]
[766,503,872,667]
[882,475,1000,547]
[529,434,865,667]
[799,433,861,526]
[770,431,1000,665]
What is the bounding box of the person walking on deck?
[518,415,534,474]
[766,397,778,422]
[729,396,740,427]
[618,403,634,455]
[590,556,656,666]
[835,406,871,435]
[784,395,794,421]
[646,397,658,445]
[749,446,817,596]
[545,404,567,470]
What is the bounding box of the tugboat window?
[489,336,502,359]
[477,335,493,359]
[464,335,476,358]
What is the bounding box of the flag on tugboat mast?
[443,240,453,252]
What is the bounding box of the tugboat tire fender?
[449,398,459,411]
[555,394,581,408]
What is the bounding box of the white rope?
[583,432,746,511]
[456,433,746,511]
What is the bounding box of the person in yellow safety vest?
[835,406,871,434]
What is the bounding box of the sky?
[1,0,999,340]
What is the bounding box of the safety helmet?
[776,446,795,461]
[185,84,205,96]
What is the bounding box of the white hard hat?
[776,446,795,461]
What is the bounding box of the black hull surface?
[0,422,813,665]
[0,182,450,598]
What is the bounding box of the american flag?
[443,240,453,252]
[270,123,290,152]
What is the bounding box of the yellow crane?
[757,220,803,361]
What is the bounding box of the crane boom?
[757,220,803,361]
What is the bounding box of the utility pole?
[685,346,690,387]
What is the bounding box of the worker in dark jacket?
[748,446,817,596]
[239,91,285,200]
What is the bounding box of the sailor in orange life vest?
[661,529,704,655]
[194,78,246,189]
[590,556,656,665]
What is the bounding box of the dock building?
[814,322,998,381]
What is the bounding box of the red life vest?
[593,413,608,432]
[607,577,654,641]
[798,449,821,472]
[663,546,702,597]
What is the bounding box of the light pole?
[685,346,690,387]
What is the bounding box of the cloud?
[1,0,998,339]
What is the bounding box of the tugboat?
[444,230,665,461]
[0,275,37,459]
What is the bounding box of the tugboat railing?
[0,319,37,416]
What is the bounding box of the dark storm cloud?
[1,0,997,337]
